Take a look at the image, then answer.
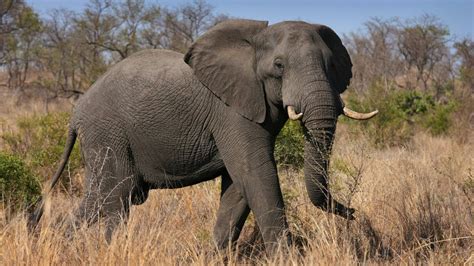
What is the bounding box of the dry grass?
[0,86,74,127]
[0,89,473,264]
[1,127,472,264]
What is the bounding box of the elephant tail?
[28,127,77,231]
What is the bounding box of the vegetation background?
[0,0,472,264]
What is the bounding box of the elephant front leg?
[214,125,290,254]
[214,172,251,250]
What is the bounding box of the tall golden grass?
[1,131,472,264]
[0,90,472,264]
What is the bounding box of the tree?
[344,18,402,94]
[39,9,106,99]
[163,0,223,52]
[74,0,117,60]
[76,0,161,61]
[0,0,17,57]
[454,38,474,90]
[397,15,450,90]
[0,0,227,96]
[0,0,42,89]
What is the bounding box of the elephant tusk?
[343,107,378,120]
[287,106,303,120]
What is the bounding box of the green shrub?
[344,85,415,147]
[1,112,81,192]
[396,90,434,116]
[424,101,457,135]
[344,83,457,147]
[0,152,41,212]
[275,120,304,169]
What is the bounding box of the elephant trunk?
[300,83,355,219]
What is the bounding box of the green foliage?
[395,90,434,116]
[275,120,304,169]
[424,101,457,136]
[0,151,41,212]
[1,112,81,191]
[345,83,457,147]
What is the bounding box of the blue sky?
[28,0,473,40]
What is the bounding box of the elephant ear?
[184,19,269,123]
[313,24,352,94]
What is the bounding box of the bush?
[1,112,82,192]
[275,120,304,169]
[344,83,457,147]
[0,152,41,212]
[424,101,457,136]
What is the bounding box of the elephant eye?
[273,58,284,77]
[274,59,284,70]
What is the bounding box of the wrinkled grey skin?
[29,20,356,253]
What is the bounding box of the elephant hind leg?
[72,143,137,242]
[72,188,131,242]
[71,168,133,242]
[130,179,149,205]
[102,195,131,242]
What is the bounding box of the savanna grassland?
[1,0,473,264]
[0,86,472,265]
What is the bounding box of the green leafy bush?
[275,120,304,169]
[1,112,81,192]
[424,101,457,135]
[0,152,41,212]
[396,90,434,116]
[344,83,457,147]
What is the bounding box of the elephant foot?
[336,205,355,220]
[288,232,308,255]
[325,200,356,220]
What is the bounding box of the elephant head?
[185,19,376,218]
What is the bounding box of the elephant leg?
[214,124,290,254]
[214,171,250,250]
[102,194,130,242]
[73,144,136,242]
[226,158,288,254]
[71,171,133,243]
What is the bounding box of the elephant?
[29,19,377,253]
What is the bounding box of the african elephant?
[29,19,377,253]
